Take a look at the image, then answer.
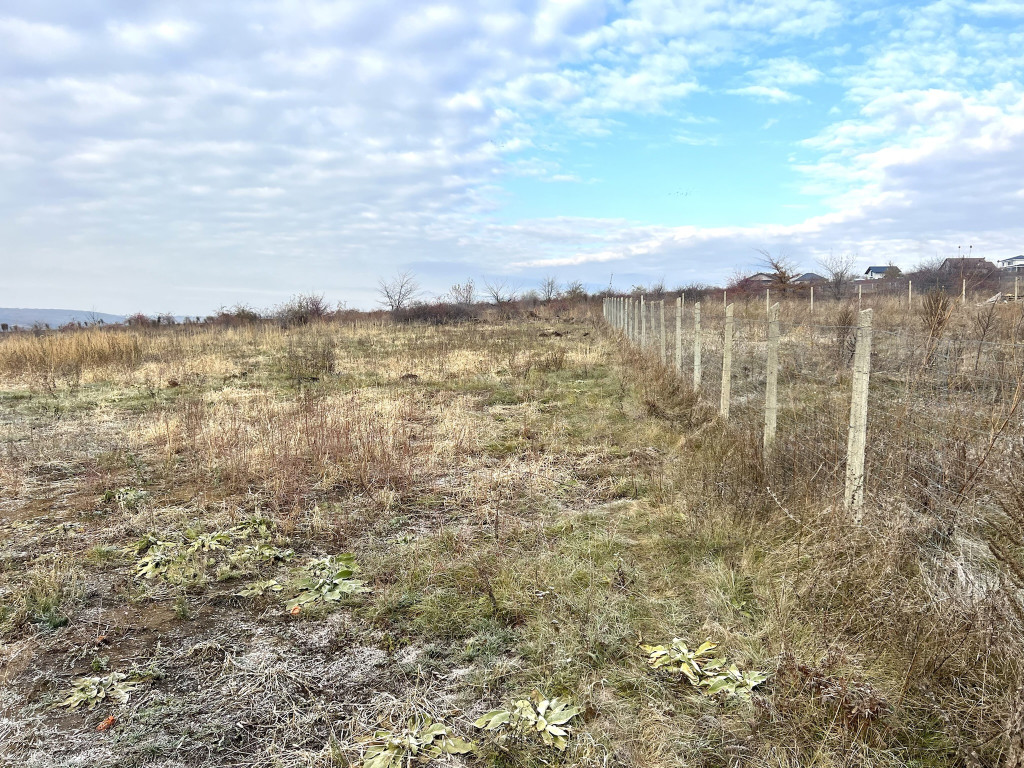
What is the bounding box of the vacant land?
[0,305,1021,767]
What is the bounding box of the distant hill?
[0,308,125,329]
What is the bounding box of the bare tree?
[818,251,857,300]
[539,275,560,302]
[756,249,799,286]
[378,271,420,312]
[483,278,516,304]
[447,279,476,306]
[563,280,588,301]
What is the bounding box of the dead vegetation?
[0,300,1021,767]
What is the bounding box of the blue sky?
[1,0,1022,314]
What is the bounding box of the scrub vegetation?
[0,296,1021,767]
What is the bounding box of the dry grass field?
[1,299,1022,767]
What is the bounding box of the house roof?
[998,255,1024,264]
[864,266,889,275]
[746,272,774,282]
[939,257,994,271]
[793,272,825,283]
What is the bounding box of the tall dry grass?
[146,390,440,510]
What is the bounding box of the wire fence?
[603,295,1024,523]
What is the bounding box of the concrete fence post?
[675,295,683,374]
[844,308,873,523]
[764,302,780,453]
[641,295,647,348]
[659,300,667,365]
[720,303,734,419]
[693,302,702,390]
[810,285,814,314]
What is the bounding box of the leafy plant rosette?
[474,690,583,751]
[285,554,370,610]
[131,518,293,583]
[641,639,768,700]
[360,716,474,768]
[61,672,141,709]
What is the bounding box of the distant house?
[998,255,1024,272]
[745,272,775,283]
[793,272,825,284]
[939,257,995,274]
[864,266,889,279]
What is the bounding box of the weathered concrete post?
[659,300,667,365]
[764,302,780,453]
[675,295,683,374]
[641,295,647,348]
[844,308,873,523]
[693,302,702,390]
[720,303,734,419]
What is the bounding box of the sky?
[1,0,1022,314]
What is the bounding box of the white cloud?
[729,56,821,101]
[0,17,81,60]
[108,20,196,49]
[727,85,801,102]
[750,57,822,87]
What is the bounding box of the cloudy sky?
[1,0,1022,314]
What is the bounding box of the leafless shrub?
[378,271,421,312]
[275,293,331,326]
[483,278,516,305]
[818,251,857,300]
[447,279,476,306]
[540,276,560,302]
[756,248,799,287]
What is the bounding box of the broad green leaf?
[443,737,475,754]
[546,707,581,725]
[474,710,510,729]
